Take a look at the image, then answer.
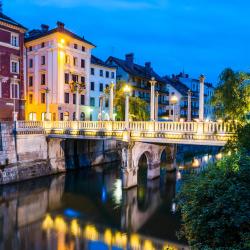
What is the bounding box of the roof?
[25,25,95,47]
[106,56,164,82]
[162,76,190,96]
[0,12,27,30]
[91,55,116,69]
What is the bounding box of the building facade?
[25,22,95,121]
[0,10,26,120]
[164,72,215,121]
[106,53,169,118]
[90,55,116,121]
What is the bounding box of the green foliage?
[114,81,149,121]
[177,151,250,249]
[211,68,250,122]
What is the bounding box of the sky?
[4,0,250,83]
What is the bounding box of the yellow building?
[25,21,95,121]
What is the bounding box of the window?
[64,112,69,121]
[11,83,19,99]
[82,46,85,52]
[73,57,78,66]
[99,83,103,92]
[91,68,95,75]
[90,97,95,107]
[65,55,70,64]
[111,72,115,79]
[106,71,110,78]
[60,113,64,121]
[29,112,37,121]
[64,93,69,103]
[29,46,32,52]
[72,74,78,82]
[80,112,85,121]
[80,76,85,84]
[100,70,103,77]
[41,42,45,48]
[41,55,46,65]
[41,74,46,85]
[73,93,76,104]
[11,33,19,47]
[81,95,85,105]
[29,76,33,87]
[74,44,78,49]
[29,59,33,68]
[65,73,69,84]
[91,82,95,91]
[41,93,46,103]
[105,99,109,108]
[105,84,109,90]
[73,112,76,121]
[81,59,85,68]
[11,61,19,73]
[29,94,33,104]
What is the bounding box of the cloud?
[30,0,167,10]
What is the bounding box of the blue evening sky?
[5,0,250,83]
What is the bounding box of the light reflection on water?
[0,152,219,250]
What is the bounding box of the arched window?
[64,112,69,121]
[29,112,37,121]
[80,112,85,121]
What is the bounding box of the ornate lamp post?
[123,84,131,129]
[155,91,159,121]
[187,89,192,122]
[199,74,205,121]
[45,87,50,121]
[170,95,178,121]
[149,77,157,121]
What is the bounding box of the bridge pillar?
[121,141,165,189]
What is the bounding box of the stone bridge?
[12,121,235,188]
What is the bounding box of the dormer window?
[11,33,19,47]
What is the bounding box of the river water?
[0,150,221,250]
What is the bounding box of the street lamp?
[123,84,131,128]
[170,95,178,121]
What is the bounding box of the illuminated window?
[11,33,19,47]
[29,94,33,104]
[65,55,70,64]
[29,112,37,121]
[64,112,69,121]
[73,57,78,66]
[41,93,46,103]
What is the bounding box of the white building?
[25,22,95,121]
[90,55,116,120]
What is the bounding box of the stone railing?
[16,121,236,134]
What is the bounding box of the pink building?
[0,8,27,120]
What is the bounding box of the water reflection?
[0,151,219,250]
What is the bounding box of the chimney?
[125,53,134,64]
[145,62,151,70]
[57,21,65,30]
[41,24,49,33]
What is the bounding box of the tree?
[113,81,149,121]
[177,151,250,249]
[211,68,250,123]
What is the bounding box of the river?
[0,149,221,250]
